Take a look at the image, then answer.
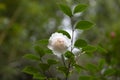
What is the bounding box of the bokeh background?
[0,0,120,80]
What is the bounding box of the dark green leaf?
[44,49,53,54]
[47,59,58,65]
[98,59,105,70]
[57,30,71,39]
[39,63,50,71]
[104,68,115,76]
[64,51,74,59]
[73,64,87,73]
[76,21,94,30]
[83,45,97,53]
[23,54,40,61]
[33,73,46,80]
[79,76,96,80]
[22,66,38,75]
[85,63,98,73]
[58,66,68,76]
[73,4,88,14]
[59,4,72,17]
[34,46,45,57]
[97,45,107,53]
[75,39,87,48]
[37,39,48,45]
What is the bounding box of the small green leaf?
[79,76,95,80]
[73,64,87,73]
[57,30,71,39]
[38,39,48,44]
[104,68,115,76]
[85,63,98,73]
[36,39,48,46]
[73,4,88,14]
[34,46,45,57]
[47,59,58,65]
[33,73,46,80]
[22,66,38,75]
[58,66,68,76]
[97,45,107,53]
[64,51,74,59]
[76,21,94,30]
[98,59,105,70]
[83,45,96,53]
[44,49,53,54]
[75,39,87,48]
[59,4,72,17]
[39,63,50,71]
[23,54,40,61]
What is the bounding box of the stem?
[62,54,66,67]
[65,17,75,80]
[40,58,52,79]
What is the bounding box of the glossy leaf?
[39,63,50,71]
[104,68,115,76]
[37,39,48,46]
[59,4,72,17]
[75,39,87,48]
[97,45,107,53]
[79,76,95,80]
[47,59,58,65]
[44,49,53,54]
[73,4,88,14]
[34,46,45,57]
[85,63,98,73]
[73,64,87,73]
[83,45,96,52]
[22,66,38,75]
[58,66,68,76]
[33,73,46,80]
[23,54,40,61]
[57,30,71,39]
[76,21,94,30]
[98,59,105,70]
[64,51,74,59]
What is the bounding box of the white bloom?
[48,32,71,58]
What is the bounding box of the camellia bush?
[22,4,104,80]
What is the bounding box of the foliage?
[0,0,120,80]
[22,3,96,80]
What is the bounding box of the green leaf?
[44,49,53,54]
[104,68,115,76]
[34,46,45,57]
[59,4,72,17]
[57,30,71,39]
[39,63,50,71]
[33,73,46,80]
[64,51,74,59]
[23,54,40,61]
[36,39,48,46]
[73,64,87,73]
[79,76,95,80]
[85,63,98,73]
[58,66,68,76]
[97,45,107,53]
[73,4,88,14]
[98,59,105,70]
[76,21,94,30]
[83,45,97,53]
[47,59,58,65]
[22,66,38,75]
[75,39,87,48]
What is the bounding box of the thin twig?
[65,17,75,80]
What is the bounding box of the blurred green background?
[0,0,120,80]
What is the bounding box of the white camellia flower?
[48,32,71,58]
